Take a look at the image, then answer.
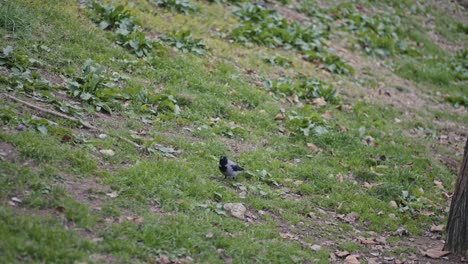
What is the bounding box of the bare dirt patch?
[0,141,19,162]
[63,176,111,211]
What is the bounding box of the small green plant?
[0,46,31,72]
[116,30,155,58]
[161,31,209,55]
[67,60,122,113]
[286,108,328,137]
[449,49,468,81]
[263,55,292,67]
[87,2,134,31]
[329,3,419,57]
[149,0,198,14]
[230,3,328,51]
[229,3,353,74]
[445,94,468,107]
[264,76,340,104]
[303,50,354,75]
[87,1,158,57]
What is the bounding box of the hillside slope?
[0,0,467,263]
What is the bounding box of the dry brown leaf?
[287,94,299,104]
[55,206,66,213]
[336,173,344,183]
[345,212,359,222]
[356,236,377,245]
[293,180,303,186]
[280,232,299,241]
[156,254,171,264]
[434,180,444,189]
[335,250,350,258]
[442,192,452,199]
[430,224,445,232]
[424,248,450,259]
[375,236,387,244]
[274,112,285,120]
[306,143,322,152]
[210,117,221,122]
[421,210,435,216]
[312,97,327,106]
[362,136,375,146]
[321,111,333,119]
[344,254,360,264]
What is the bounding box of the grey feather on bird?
[219,155,244,179]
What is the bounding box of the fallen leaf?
[442,192,452,199]
[106,191,119,198]
[356,236,377,245]
[424,248,450,259]
[147,143,179,158]
[311,244,321,251]
[11,197,22,203]
[362,136,375,146]
[321,111,333,119]
[99,149,115,156]
[293,180,303,186]
[312,97,327,106]
[375,236,387,244]
[344,254,360,264]
[287,94,299,104]
[421,210,435,216]
[274,112,285,120]
[389,201,398,208]
[55,206,66,213]
[343,212,359,223]
[306,143,322,152]
[307,212,316,218]
[336,173,344,183]
[431,224,445,232]
[434,180,444,189]
[393,227,409,236]
[335,250,350,258]
[280,232,299,241]
[156,254,171,264]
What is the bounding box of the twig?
[2,93,142,149]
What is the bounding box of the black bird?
[219,155,244,179]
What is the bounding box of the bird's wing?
[231,164,244,171]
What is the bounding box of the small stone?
[224,203,246,220]
[99,149,115,156]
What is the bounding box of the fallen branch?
[1,93,142,149]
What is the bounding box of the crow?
[219,155,244,179]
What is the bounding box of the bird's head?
[220,155,228,165]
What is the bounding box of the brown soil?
[0,141,19,162]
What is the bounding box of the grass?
[0,0,466,262]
